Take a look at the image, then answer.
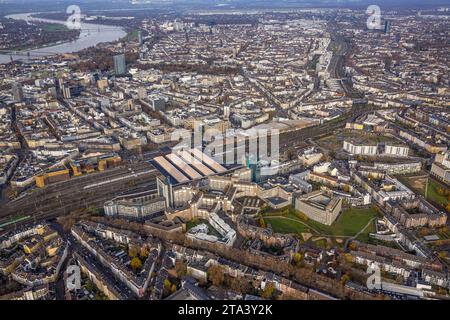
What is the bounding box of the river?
[0,13,127,64]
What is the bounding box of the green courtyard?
[263,206,379,242]
[425,179,449,211]
[398,174,449,212]
[186,218,223,238]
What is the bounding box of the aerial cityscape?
[0,0,449,303]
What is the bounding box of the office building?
[114,54,127,76]
[12,83,24,102]
[294,190,342,226]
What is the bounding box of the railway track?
[5,162,155,208]
[279,103,375,149]
[0,162,159,221]
[0,179,158,233]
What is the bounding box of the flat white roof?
[189,148,226,173]
[177,150,215,176]
[165,153,203,180]
[154,156,189,183]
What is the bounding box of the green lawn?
[186,218,213,231]
[43,23,70,32]
[125,29,139,41]
[186,218,201,230]
[426,179,449,210]
[314,238,328,248]
[313,207,378,237]
[264,207,379,239]
[264,216,313,235]
[399,175,449,212]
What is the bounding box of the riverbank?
[0,12,126,64]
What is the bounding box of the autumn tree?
[86,206,100,216]
[229,276,250,294]
[348,241,357,251]
[6,187,18,200]
[343,253,354,264]
[208,265,225,287]
[293,253,303,265]
[175,260,187,277]
[259,217,266,228]
[438,251,448,259]
[261,282,276,299]
[163,279,172,292]
[128,244,139,258]
[340,274,351,285]
[436,287,448,296]
[140,246,150,259]
[130,257,142,271]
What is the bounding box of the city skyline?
[0,0,449,306]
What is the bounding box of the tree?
[295,211,309,222]
[229,277,250,294]
[128,245,139,258]
[7,188,19,200]
[85,280,96,292]
[348,241,357,251]
[395,274,404,284]
[344,253,354,264]
[86,206,100,215]
[163,279,172,291]
[438,251,448,259]
[140,246,149,259]
[208,265,225,287]
[130,257,142,271]
[340,274,351,285]
[261,282,275,299]
[436,287,448,296]
[259,217,266,228]
[293,253,303,264]
[286,148,297,160]
[175,260,187,277]
[418,228,430,237]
